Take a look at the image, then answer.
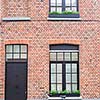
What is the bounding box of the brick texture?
[0,0,100,99]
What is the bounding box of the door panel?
[6,62,27,100]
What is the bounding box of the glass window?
[6,45,12,52]
[57,64,62,73]
[65,53,70,61]
[51,64,56,73]
[72,53,78,61]
[50,53,56,61]
[6,45,27,61]
[14,45,19,52]
[57,53,63,61]
[50,0,78,13]
[66,64,71,73]
[50,45,79,93]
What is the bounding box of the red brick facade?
[0,0,100,99]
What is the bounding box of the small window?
[6,44,27,61]
[49,0,80,18]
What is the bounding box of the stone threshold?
[2,17,31,21]
[48,96,82,100]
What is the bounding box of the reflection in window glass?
[21,45,27,52]
[66,84,71,91]
[66,64,71,73]
[14,54,19,59]
[51,64,56,73]
[65,0,70,6]
[6,54,12,59]
[72,64,77,73]
[57,84,62,91]
[72,84,77,91]
[51,0,56,6]
[51,74,56,83]
[72,7,77,11]
[72,0,77,6]
[72,74,77,83]
[57,7,62,12]
[57,64,62,73]
[51,7,56,12]
[57,53,63,61]
[65,53,70,61]
[72,53,78,61]
[14,45,19,52]
[6,45,12,52]
[51,84,56,90]
[57,74,62,83]
[50,53,56,61]
[57,0,62,6]
[66,74,71,83]
[21,54,27,59]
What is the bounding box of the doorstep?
[48,96,82,100]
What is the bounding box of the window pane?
[51,7,56,12]
[57,64,62,73]
[14,45,19,52]
[50,53,56,61]
[57,7,62,13]
[72,84,77,91]
[66,74,71,83]
[51,0,56,6]
[51,64,56,73]
[57,53,63,61]
[65,53,70,61]
[51,84,56,90]
[51,74,56,83]
[57,0,62,6]
[6,54,12,59]
[72,0,77,6]
[72,7,77,11]
[21,54,27,59]
[65,7,71,11]
[14,54,19,59]
[72,64,77,73]
[21,45,27,52]
[65,0,70,6]
[72,74,77,83]
[66,64,71,73]
[57,74,62,83]
[72,53,78,61]
[6,45,12,52]
[57,84,62,91]
[66,84,71,92]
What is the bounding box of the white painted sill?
[2,17,31,21]
[47,17,82,21]
[48,96,82,100]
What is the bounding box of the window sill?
[48,14,81,21]
[48,96,82,100]
[2,17,31,21]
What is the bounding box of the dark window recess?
[49,44,79,93]
[49,0,80,18]
[6,45,27,61]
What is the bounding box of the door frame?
[5,44,28,100]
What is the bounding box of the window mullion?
[62,0,65,11]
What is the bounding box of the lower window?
[49,44,79,94]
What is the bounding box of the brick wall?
[0,0,100,99]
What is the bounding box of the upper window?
[6,44,27,61]
[49,0,80,18]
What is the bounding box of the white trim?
[2,17,31,21]
[48,96,82,100]
[50,50,79,52]
[47,17,82,21]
